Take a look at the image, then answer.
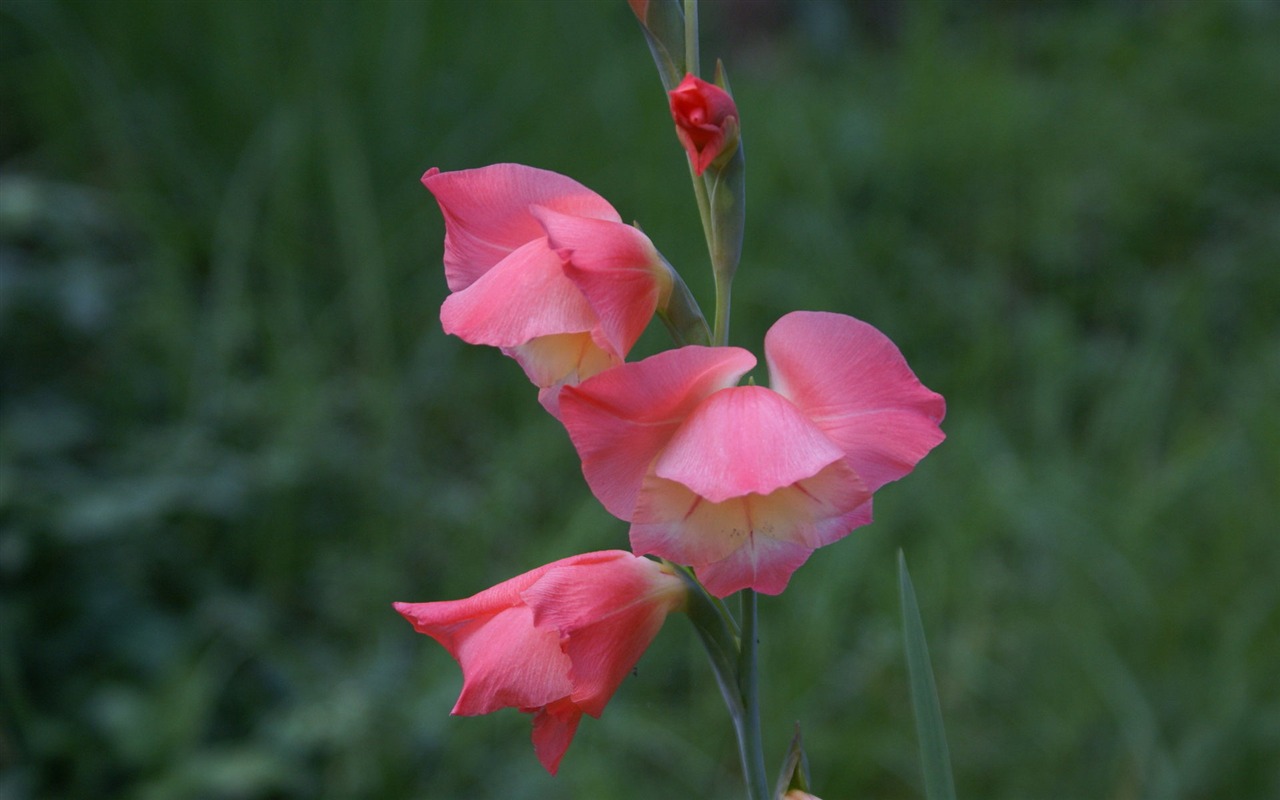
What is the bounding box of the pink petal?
[439,239,596,349]
[423,164,621,292]
[559,346,757,520]
[394,599,571,715]
[507,332,617,396]
[653,385,846,502]
[694,535,814,597]
[393,563,550,650]
[629,478,749,567]
[765,311,946,493]
[523,552,684,717]
[534,206,670,359]
[448,605,572,715]
[393,561,569,714]
[630,460,871,597]
[530,697,584,775]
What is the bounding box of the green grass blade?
[899,550,957,800]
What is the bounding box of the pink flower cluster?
[398,83,944,775]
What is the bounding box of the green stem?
[689,168,715,272]
[681,575,768,800]
[683,0,699,79]
[737,589,770,800]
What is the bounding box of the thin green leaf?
[899,550,957,800]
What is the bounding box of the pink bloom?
[423,163,673,414]
[394,551,687,775]
[559,311,945,597]
[668,74,739,175]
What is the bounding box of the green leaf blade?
[899,550,957,800]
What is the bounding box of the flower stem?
[689,167,715,284]
[680,577,769,800]
[736,589,770,800]
[684,0,699,79]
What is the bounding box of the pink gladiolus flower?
[668,74,739,175]
[560,311,945,597]
[423,163,674,414]
[394,551,687,775]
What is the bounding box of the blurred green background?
[3,0,1278,797]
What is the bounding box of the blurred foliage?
[2,0,1278,797]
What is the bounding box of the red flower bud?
[668,74,739,175]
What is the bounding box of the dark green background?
[3,1,1278,797]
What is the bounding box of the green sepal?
[630,0,685,92]
[702,59,745,290]
[774,723,813,798]
[656,254,712,346]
